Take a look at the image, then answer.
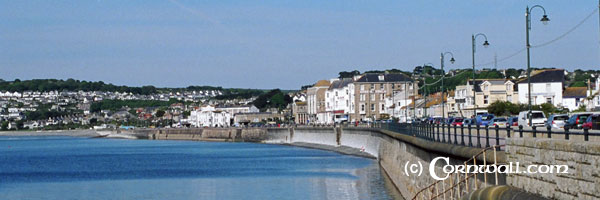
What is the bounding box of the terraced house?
[351,73,414,122]
[451,79,518,118]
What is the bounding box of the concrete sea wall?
[139,127,499,199]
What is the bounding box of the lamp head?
[483,40,490,48]
[541,15,550,25]
[450,57,456,64]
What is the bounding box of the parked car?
[508,117,519,127]
[566,113,592,129]
[463,118,474,126]
[444,117,455,125]
[475,113,495,126]
[490,117,508,127]
[518,111,546,127]
[451,118,464,126]
[582,114,600,130]
[546,114,569,129]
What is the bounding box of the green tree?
[570,81,587,87]
[1,121,8,130]
[338,70,360,78]
[155,110,165,118]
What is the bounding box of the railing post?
[584,127,589,141]
[519,125,523,138]
[476,125,481,148]
[428,124,433,141]
[546,125,552,138]
[564,126,570,140]
[437,123,441,142]
[532,126,537,138]
[441,124,446,143]
[460,124,465,146]
[495,125,500,150]
[454,125,458,145]
[485,125,490,148]
[448,124,451,143]
[468,124,473,147]
[506,125,511,138]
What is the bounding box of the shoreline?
[0,129,100,137]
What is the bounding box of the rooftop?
[355,73,413,83]
[563,87,587,98]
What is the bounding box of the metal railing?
[379,123,506,150]
[378,123,600,150]
[411,145,505,200]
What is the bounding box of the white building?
[325,78,354,124]
[189,105,232,127]
[517,69,564,107]
[215,105,259,115]
[591,77,600,111]
[562,87,587,111]
[386,86,413,122]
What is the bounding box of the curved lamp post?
[440,52,455,120]
[526,5,550,126]
[471,33,490,117]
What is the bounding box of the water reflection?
[0,136,399,199]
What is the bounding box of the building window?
[335,91,338,96]
[380,84,384,90]
[370,94,375,101]
[371,104,375,111]
[371,84,374,89]
[546,83,551,92]
[360,94,365,101]
[546,97,552,104]
[360,85,365,91]
[506,85,511,91]
[484,95,489,104]
[361,104,365,111]
[380,94,384,100]
[346,89,348,95]
[507,95,512,102]
[381,104,385,111]
[484,84,488,91]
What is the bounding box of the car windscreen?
[483,116,494,120]
[553,116,569,121]
[454,119,463,122]
[495,118,507,122]
[530,113,545,119]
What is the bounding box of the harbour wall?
[137,127,501,199]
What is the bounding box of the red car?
[583,114,600,130]
[451,118,464,126]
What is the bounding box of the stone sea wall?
[506,137,600,200]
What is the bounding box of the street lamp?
[440,52,455,120]
[526,5,550,126]
[471,33,490,117]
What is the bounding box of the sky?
[1,0,599,89]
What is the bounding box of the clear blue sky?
[1,0,599,89]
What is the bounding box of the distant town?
[1,67,599,130]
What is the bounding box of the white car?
[518,111,546,127]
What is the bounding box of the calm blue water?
[0,136,398,200]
